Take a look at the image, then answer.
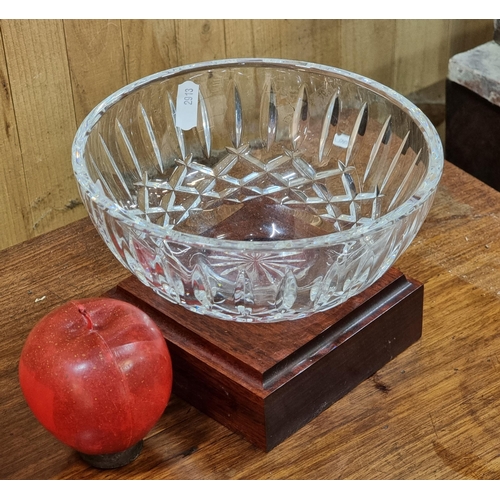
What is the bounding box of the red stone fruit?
[19,298,172,458]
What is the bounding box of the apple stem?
[77,306,94,330]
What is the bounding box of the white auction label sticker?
[175,81,199,130]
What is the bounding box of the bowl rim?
[72,57,444,251]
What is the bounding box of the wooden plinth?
[446,79,500,191]
[106,268,423,451]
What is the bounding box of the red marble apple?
[19,297,172,464]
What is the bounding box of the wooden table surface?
[2,161,500,480]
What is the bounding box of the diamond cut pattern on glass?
[93,81,425,242]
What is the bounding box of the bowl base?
[106,267,423,451]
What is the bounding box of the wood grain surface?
[2,161,500,479]
[1,20,82,241]
[0,19,493,250]
[64,20,128,125]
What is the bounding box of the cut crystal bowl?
[72,59,443,323]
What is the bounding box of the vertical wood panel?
[280,20,341,66]
[64,19,127,125]
[394,19,452,95]
[340,19,397,88]
[224,20,256,58]
[308,19,342,68]
[227,20,342,67]
[251,20,282,58]
[1,19,84,240]
[449,19,493,57]
[0,25,30,248]
[122,20,178,82]
[175,20,226,65]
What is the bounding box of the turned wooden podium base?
[106,267,423,451]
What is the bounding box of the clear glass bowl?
[72,59,443,323]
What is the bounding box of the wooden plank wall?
[0,19,493,251]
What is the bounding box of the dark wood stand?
[107,267,423,451]
[446,79,500,191]
[446,38,500,192]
